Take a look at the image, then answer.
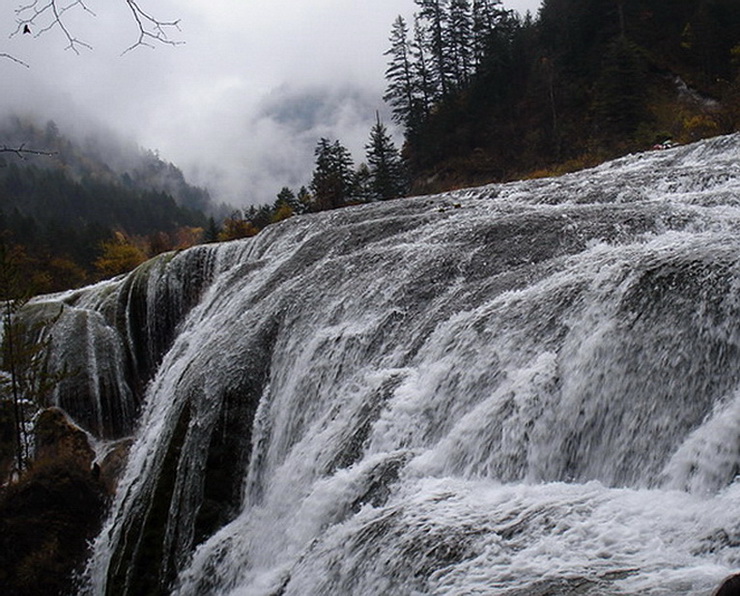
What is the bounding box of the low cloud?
[178,84,398,207]
[1,0,540,209]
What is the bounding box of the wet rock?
[0,407,111,595]
[98,437,133,494]
[34,407,95,472]
[715,574,740,596]
[0,455,107,595]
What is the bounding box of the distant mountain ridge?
[0,114,213,213]
[0,115,212,292]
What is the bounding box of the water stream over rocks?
[30,134,740,595]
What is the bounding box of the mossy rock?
[0,459,107,596]
[34,407,95,472]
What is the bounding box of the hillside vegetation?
[387,0,740,194]
[0,117,212,292]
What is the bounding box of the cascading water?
[33,134,740,594]
[35,244,220,438]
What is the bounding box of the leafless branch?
[11,0,181,55]
[0,144,57,159]
[122,0,183,55]
[13,1,93,54]
[0,53,29,68]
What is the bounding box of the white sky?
[1,0,542,207]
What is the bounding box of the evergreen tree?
[275,186,303,214]
[204,217,221,243]
[353,163,375,203]
[593,36,648,136]
[384,16,417,130]
[682,0,740,84]
[297,186,313,212]
[449,0,474,88]
[383,13,437,136]
[365,114,408,201]
[472,0,504,67]
[251,204,275,229]
[270,187,299,222]
[415,0,452,98]
[410,15,435,128]
[310,138,355,211]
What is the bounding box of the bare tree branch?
[10,0,181,55]
[13,0,93,53]
[0,144,57,159]
[0,53,29,68]
[122,0,183,55]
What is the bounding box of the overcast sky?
[1,0,542,207]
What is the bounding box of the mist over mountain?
[0,114,214,213]
[0,115,214,292]
[224,84,401,205]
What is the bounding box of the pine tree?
[410,15,435,127]
[310,138,355,211]
[384,16,418,130]
[353,163,374,203]
[449,0,473,88]
[592,36,647,136]
[472,0,504,67]
[204,217,220,243]
[271,187,298,222]
[251,205,275,229]
[297,186,313,212]
[275,186,303,214]
[365,114,408,201]
[415,0,452,98]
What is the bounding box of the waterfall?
[33,244,220,437]
[35,134,740,594]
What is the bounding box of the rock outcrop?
[0,408,109,595]
[716,574,740,596]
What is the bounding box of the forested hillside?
[385,0,740,193]
[0,116,211,292]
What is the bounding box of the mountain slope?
[0,116,212,291]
